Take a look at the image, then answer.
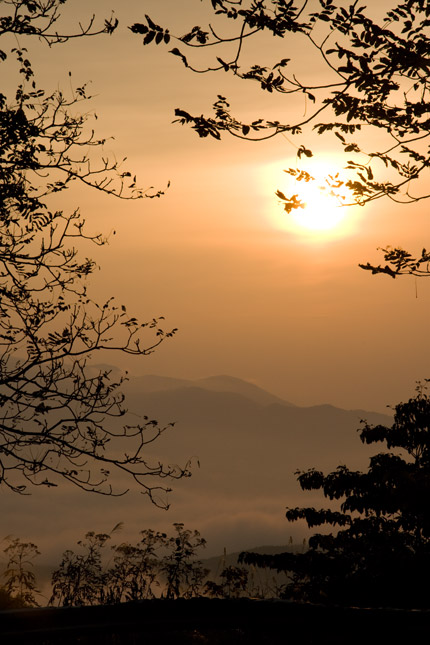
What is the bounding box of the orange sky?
[17,0,430,414]
[4,0,430,576]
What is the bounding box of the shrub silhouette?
[50,523,209,606]
[1,537,40,607]
[241,385,430,608]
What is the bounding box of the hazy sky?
[8,0,430,412]
[4,0,430,578]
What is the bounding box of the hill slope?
[2,373,394,563]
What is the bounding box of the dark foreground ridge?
[1,598,430,645]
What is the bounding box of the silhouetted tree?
[50,526,120,607]
[240,384,430,608]
[0,1,186,503]
[160,523,208,599]
[105,528,165,603]
[49,523,209,606]
[131,0,430,276]
[205,565,250,599]
[1,537,40,607]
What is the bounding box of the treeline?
[0,523,286,609]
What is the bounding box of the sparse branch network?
[132,0,430,276]
[0,1,185,505]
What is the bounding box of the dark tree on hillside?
[131,0,430,277]
[0,1,186,505]
[240,384,430,608]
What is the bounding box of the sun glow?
[290,179,347,231]
[262,159,358,240]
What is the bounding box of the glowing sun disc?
[261,159,357,240]
[291,182,346,231]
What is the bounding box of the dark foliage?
[205,565,250,598]
[2,537,40,606]
[131,0,430,276]
[241,384,430,608]
[49,523,210,606]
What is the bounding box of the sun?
[261,159,358,240]
[289,179,347,231]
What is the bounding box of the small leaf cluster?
[129,15,170,46]
[359,246,430,278]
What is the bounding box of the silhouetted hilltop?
[121,374,392,504]
[3,371,394,562]
[126,385,262,427]
[128,373,295,407]
[128,374,193,392]
[195,375,296,407]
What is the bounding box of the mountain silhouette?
[122,374,392,499]
[3,372,394,561]
[127,374,295,407]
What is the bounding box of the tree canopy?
[132,0,430,277]
[0,0,186,505]
[240,384,430,608]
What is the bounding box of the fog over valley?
[0,372,392,572]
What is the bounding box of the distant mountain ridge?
[121,373,393,503]
[127,373,296,407]
[3,369,397,567]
